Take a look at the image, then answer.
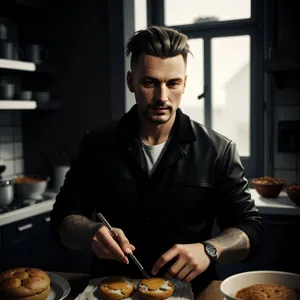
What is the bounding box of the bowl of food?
[14,175,50,200]
[251,176,285,198]
[220,270,300,300]
[284,184,300,206]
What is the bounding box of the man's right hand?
[92,224,135,264]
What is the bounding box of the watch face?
[206,244,217,257]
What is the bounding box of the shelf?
[0,100,37,109]
[0,59,61,74]
[264,59,300,73]
[0,59,36,72]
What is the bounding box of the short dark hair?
[126,26,191,68]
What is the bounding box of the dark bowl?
[253,183,284,198]
[252,177,285,198]
[284,185,300,206]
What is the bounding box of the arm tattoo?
[59,214,102,250]
[206,228,250,264]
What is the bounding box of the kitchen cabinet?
[0,212,93,273]
[215,214,300,279]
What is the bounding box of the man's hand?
[151,243,210,282]
[92,225,135,264]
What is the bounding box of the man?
[50,26,264,294]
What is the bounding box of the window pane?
[211,35,250,156]
[164,0,251,26]
[134,0,147,31]
[180,38,204,125]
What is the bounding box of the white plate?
[47,272,71,300]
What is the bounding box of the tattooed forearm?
[59,214,102,250]
[206,228,250,264]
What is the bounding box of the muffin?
[0,267,51,300]
[235,283,300,300]
[137,278,175,300]
[98,276,135,300]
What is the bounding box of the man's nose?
[155,85,168,103]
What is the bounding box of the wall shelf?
[0,100,37,109]
[0,59,36,72]
[0,59,61,74]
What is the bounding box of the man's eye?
[168,82,179,87]
[143,80,154,86]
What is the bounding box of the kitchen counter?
[0,188,299,226]
[52,272,223,299]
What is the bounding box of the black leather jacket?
[50,105,264,292]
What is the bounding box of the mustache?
[149,100,171,109]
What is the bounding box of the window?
[164,0,251,26]
[181,38,204,125]
[134,0,147,31]
[211,35,250,157]
[147,0,264,177]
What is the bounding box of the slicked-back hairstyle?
[126,26,191,68]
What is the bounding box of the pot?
[0,163,14,206]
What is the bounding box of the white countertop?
[0,188,299,226]
[249,188,300,216]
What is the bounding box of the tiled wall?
[273,88,300,184]
[0,111,24,178]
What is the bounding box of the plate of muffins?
[75,276,194,300]
[0,267,70,300]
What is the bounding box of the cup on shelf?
[33,91,50,104]
[0,40,14,60]
[25,44,48,64]
[0,82,15,99]
[18,90,32,100]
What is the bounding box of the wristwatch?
[201,242,218,264]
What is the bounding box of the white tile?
[0,143,14,160]
[1,160,14,177]
[276,105,300,121]
[13,127,22,142]
[14,142,23,158]
[0,111,13,125]
[0,127,13,143]
[274,169,298,185]
[274,152,297,169]
[15,158,24,175]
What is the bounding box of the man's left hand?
[151,243,210,282]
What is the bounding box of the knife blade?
[96,212,150,279]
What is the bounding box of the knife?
[96,212,151,279]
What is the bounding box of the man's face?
[127,53,187,125]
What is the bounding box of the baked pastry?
[235,283,300,300]
[137,278,175,300]
[98,276,135,300]
[0,267,50,300]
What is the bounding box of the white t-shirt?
[141,139,168,176]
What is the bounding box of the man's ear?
[127,71,134,93]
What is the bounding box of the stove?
[0,194,54,214]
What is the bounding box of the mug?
[25,44,48,64]
[0,41,13,60]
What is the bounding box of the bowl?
[252,176,285,198]
[14,175,50,200]
[284,184,300,206]
[220,270,300,300]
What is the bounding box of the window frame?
[146,0,265,178]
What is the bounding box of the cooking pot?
[0,163,14,206]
